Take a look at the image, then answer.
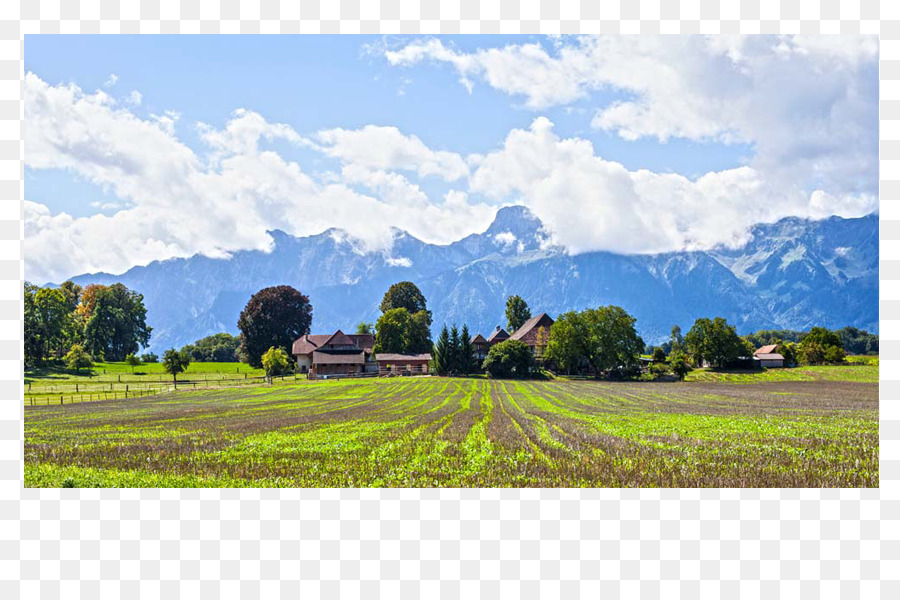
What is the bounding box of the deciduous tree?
[237,286,312,368]
[505,295,531,333]
[162,348,191,387]
[483,339,535,379]
[65,344,93,374]
[261,346,293,381]
[84,283,152,362]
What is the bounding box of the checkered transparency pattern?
[2,0,899,598]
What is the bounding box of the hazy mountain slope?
[64,207,878,351]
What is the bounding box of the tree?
[140,352,159,363]
[65,344,93,374]
[162,349,191,387]
[58,281,82,313]
[685,317,744,369]
[34,287,69,361]
[125,353,141,374]
[670,325,684,354]
[505,295,531,333]
[380,282,430,319]
[459,324,475,375]
[181,333,240,362]
[76,284,106,322]
[355,322,374,335]
[84,283,152,362]
[534,325,550,365]
[408,311,433,354]
[237,286,313,368]
[483,339,535,379]
[652,347,667,362]
[836,326,878,355]
[581,305,644,377]
[798,327,844,365]
[261,346,293,381]
[824,345,846,364]
[777,341,798,367]
[448,324,461,374]
[24,283,41,366]
[545,311,589,375]
[669,350,690,381]
[433,325,451,375]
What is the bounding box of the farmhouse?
[292,330,376,377]
[375,353,432,376]
[509,313,555,359]
[753,344,785,368]
[470,333,490,361]
[486,326,510,345]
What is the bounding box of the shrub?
[65,344,93,374]
[261,346,293,380]
[651,347,667,362]
[483,340,535,379]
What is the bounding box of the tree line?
[26,275,876,383]
[25,281,152,368]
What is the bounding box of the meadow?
[25,365,878,488]
[25,362,268,405]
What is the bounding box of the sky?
[25,35,878,283]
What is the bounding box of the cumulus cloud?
[103,74,118,88]
[313,124,469,181]
[23,73,492,283]
[469,118,876,255]
[126,90,142,105]
[25,35,878,284]
[384,35,878,197]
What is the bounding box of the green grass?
[684,364,879,384]
[25,373,878,488]
[25,361,272,404]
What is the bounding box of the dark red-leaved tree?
[237,285,313,368]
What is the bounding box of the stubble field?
[25,371,878,488]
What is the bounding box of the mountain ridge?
[61,206,879,352]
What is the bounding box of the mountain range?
[62,206,879,352]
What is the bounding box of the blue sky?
[25,35,755,218]
[24,35,878,282]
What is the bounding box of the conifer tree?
[449,324,461,375]
[460,324,475,376]
[434,325,451,375]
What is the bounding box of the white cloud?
[313,125,469,181]
[384,35,878,197]
[23,73,493,283]
[385,256,413,268]
[126,90,142,105]
[103,74,118,88]
[469,118,876,255]
[493,231,517,247]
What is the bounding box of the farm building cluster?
[292,313,555,380]
[292,311,785,379]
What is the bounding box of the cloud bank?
[25,35,877,283]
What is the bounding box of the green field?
[25,361,270,404]
[25,367,878,488]
[684,364,879,383]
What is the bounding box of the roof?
[312,350,365,365]
[470,334,488,344]
[292,332,375,355]
[755,353,784,361]
[375,353,432,363]
[323,329,355,347]
[486,327,509,342]
[754,344,778,355]
[509,313,554,341]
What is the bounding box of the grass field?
[25,367,878,488]
[25,361,269,405]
